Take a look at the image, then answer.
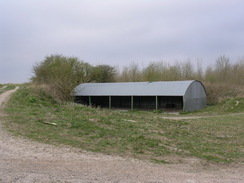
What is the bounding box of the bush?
[91,65,116,83]
[32,55,93,102]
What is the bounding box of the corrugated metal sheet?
[183,81,207,112]
[74,80,195,96]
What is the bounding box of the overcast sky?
[1,0,244,83]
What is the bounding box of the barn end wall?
[183,81,207,112]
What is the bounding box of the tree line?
[32,54,244,103]
[116,56,244,85]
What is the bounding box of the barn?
[73,80,207,112]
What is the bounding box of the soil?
[0,88,243,183]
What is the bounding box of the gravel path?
[0,88,243,183]
[160,113,244,120]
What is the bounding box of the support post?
[109,96,111,109]
[89,96,92,106]
[156,96,158,110]
[131,96,134,110]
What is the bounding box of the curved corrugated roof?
[74,80,196,96]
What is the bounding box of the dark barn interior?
[74,96,183,110]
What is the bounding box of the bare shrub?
[204,82,242,105]
[118,62,142,82]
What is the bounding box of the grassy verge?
[3,85,244,164]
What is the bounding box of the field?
[4,85,244,164]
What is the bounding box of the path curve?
[0,88,243,183]
[160,113,244,120]
[0,85,7,90]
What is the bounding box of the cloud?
[1,0,244,83]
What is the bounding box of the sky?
[1,0,244,83]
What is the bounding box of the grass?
[3,85,244,164]
[206,98,244,113]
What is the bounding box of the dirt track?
[0,88,243,183]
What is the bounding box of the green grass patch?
[210,97,244,113]
[3,86,244,164]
